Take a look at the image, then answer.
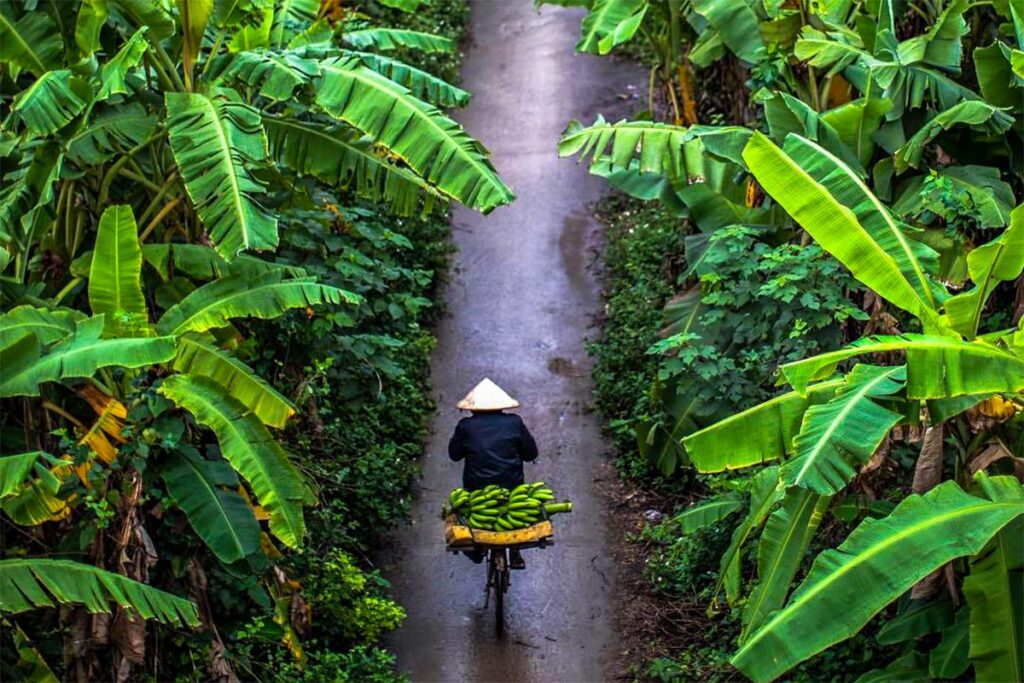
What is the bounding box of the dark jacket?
[448,411,538,490]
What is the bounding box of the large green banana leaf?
[0,8,63,76]
[209,49,320,101]
[172,336,295,428]
[682,379,844,472]
[895,101,1015,172]
[0,559,199,627]
[820,97,892,169]
[974,42,1023,109]
[762,92,864,174]
[11,70,90,137]
[744,132,943,324]
[0,306,81,348]
[96,27,148,101]
[742,488,829,639]
[733,475,1024,683]
[341,28,454,53]
[269,0,318,47]
[559,118,691,178]
[159,374,306,548]
[963,517,1023,682]
[264,117,444,217]
[943,206,1024,338]
[780,334,1024,398]
[689,0,765,64]
[155,270,357,336]
[0,452,54,499]
[315,57,514,213]
[929,609,970,679]
[1,464,69,526]
[165,92,279,259]
[345,51,470,107]
[0,316,176,398]
[87,205,148,335]
[671,494,744,533]
[161,448,263,565]
[782,365,905,495]
[575,0,648,55]
[719,467,783,604]
[66,103,157,167]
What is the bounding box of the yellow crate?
[444,514,553,548]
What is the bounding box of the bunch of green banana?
[446,482,573,531]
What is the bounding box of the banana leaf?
[172,336,295,428]
[963,516,1023,682]
[0,559,199,627]
[732,475,1024,683]
[165,92,278,259]
[559,117,691,178]
[315,57,514,213]
[161,448,263,565]
[264,116,444,217]
[718,467,783,605]
[341,28,454,53]
[690,0,765,64]
[575,0,648,55]
[209,48,320,101]
[780,334,1024,398]
[894,101,1015,172]
[782,365,906,494]
[929,608,970,679]
[155,270,357,336]
[682,379,844,473]
[671,494,744,533]
[0,316,176,398]
[87,205,149,335]
[943,206,1024,338]
[742,488,829,639]
[0,8,63,76]
[269,0,318,48]
[11,70,90,137]
[891,165,1015,229]
[96,27,148,101]
[346,51,470,107]
[0,306,81,349]
[66,102,157,167]
[0,452,55,499]
[159,374,306,548]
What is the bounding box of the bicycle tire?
[493,550,507,638]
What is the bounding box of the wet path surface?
[384,2,643,681]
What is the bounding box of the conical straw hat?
[456,378,520,411]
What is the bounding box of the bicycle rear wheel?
[492,549,508,638]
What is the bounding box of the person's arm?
[518,417,539,462]
[448,421,468,462]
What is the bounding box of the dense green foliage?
[0,0,482,680]
[554,0,1024,680]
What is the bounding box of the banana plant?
[675,131,1024,681]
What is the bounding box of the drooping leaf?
[0,8,64,76]
[165,91,278,259]
[943,206,1024,338]
[155,270,357,336]
[346,51,470,107]
[742,489,829,639]
[314,57,514,213]
[743,132,943,325]
[682,379,844,473]
[0,306,81,349]
[671,494,744,534]
[690,0,765,64]
[963,516,1023,683]
[876,598,955,644]
[820,97,892,168]
[0,317,176,398]
[763,91,865,174]
[781,365,906,494]
[718,467,783,605]
[558,117,691,178]
[161,448,262,564]
[894,101,1015,172]
[929,608,970,679]
[12,70,91,137]
[0,452,55,499]
[780,334,1024,398]
[269,0,318,47]
[87,205,149,335]
[209,48,320,101]
[96,26,148,101]
[172,336,295,428]
[264,116,444,216]
[341,28,454,53]
[75,0,108,57]
[107,0,176,39]
[158,374,306,548]
[66,102,158,167]
[732,475,1024,683]
[575,0,648,55]
[0,559,199,627]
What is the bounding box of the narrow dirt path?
[385,2,643,681]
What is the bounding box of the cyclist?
[448,378,538,569]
